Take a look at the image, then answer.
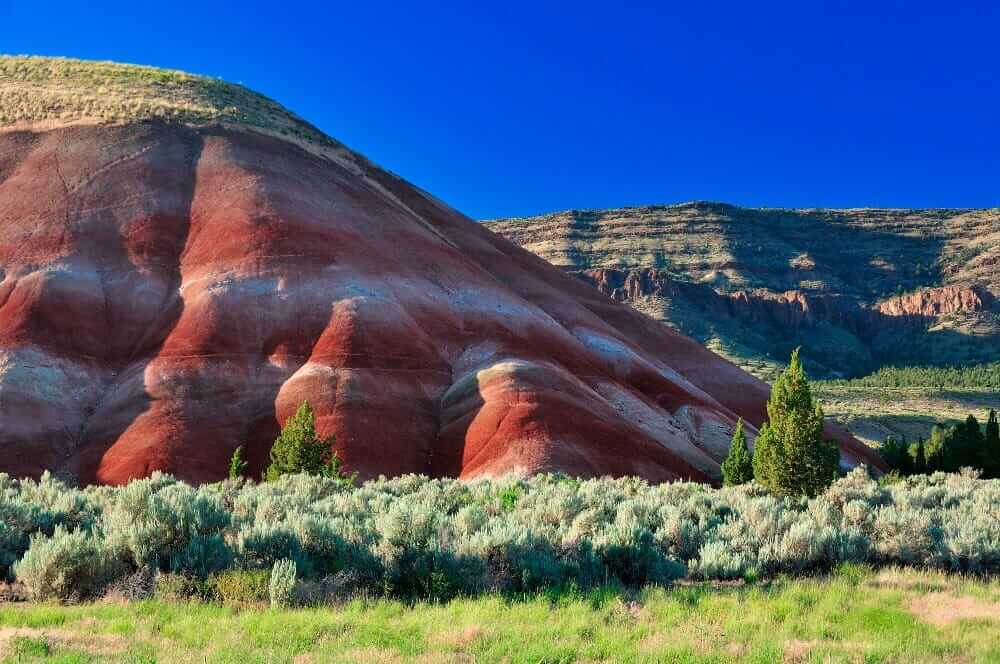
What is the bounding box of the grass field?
[0,566,996,663]
[815,385,1000,446]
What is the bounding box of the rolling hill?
[0,56,885,483]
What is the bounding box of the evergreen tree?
[265,402,347,481]
[985,409,1000,478]
[752,349,840,497]
[925,416,988,474]
[721,418,754,486]
[880,435,913,475]
[950,415,981,470]
[228,446,248,480]
[926,424,949,472]
[911,437,927,475]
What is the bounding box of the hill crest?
[0,55,336,149]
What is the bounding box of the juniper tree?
[228,446,248,480]
[926,424,949,472]
[265,402,347,482]
[912,437,927,475]
[930,416,985,473]
[985,409,999,478]
[752,349,839,497]
[880,435,912,475]
[721,418,754,486]
[960,414,984,471]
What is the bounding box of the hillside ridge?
[486,202,1000,380]
[488,200,993,222]
[0,55,335,146]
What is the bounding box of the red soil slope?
[0,122,883,484]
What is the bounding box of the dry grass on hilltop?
[0,55,333,147]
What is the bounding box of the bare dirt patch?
[864,568,953,593]
[0,626,128,658]
[429,624,487,649]
[909,593,1000,627]
[339,647,405,664]
[782,638,869,663]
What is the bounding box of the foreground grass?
[0,567,997,663]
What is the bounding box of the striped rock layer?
[0,121,883,484]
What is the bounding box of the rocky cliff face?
[874,285,995,318]
[486,204,1000,379]
[583,268,864,333]
[583,268,996,337]
[0,58,884,484]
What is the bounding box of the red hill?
[0,57,883,483]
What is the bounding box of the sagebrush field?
[3,468,998,605]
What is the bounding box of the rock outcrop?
[582,268,997,339]
[0,58,884,484]
[874,285,995,318]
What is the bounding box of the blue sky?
[3,1,998,218]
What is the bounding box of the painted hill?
[486,202,1000,381]
[0,57,882,484]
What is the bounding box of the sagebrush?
[2,468,998,601]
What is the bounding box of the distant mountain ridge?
[486,202,1000,380]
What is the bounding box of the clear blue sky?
[3,1,998,218]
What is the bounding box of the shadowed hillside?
[487,202,1000,381]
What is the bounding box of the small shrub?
[12,635,51,657]
[690,540,752,580]
[228,446,248,480]
[498,485,522,512]
[212,569,270,604]
[13,526,120,601]
[294,570,365,606]
[269,559,297,608]
[103,566,156,601]
[153,573,199,601]
[101,478,230,574]
[265,402,348,482]
[235,522,308,573]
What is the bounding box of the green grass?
[815,384,1000,446]
[0,567,997,662]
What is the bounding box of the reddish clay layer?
[0,122,884,484]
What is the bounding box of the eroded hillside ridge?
[0,59,883,484]
[486,203,1000,378]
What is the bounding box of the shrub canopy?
[3,467,999,602]
[265,402,345,482]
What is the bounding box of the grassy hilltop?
[0,55,334,148]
